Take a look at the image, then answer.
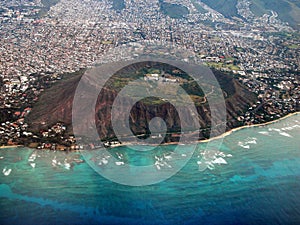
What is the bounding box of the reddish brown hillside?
[26,62,257,142]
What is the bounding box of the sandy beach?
[198,112,300,143]
[112,112,300,147]
[0,145,23,149]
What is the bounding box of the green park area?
[205,62,240,71]
[159,1,189,19]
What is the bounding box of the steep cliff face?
[26,72,80,133]
[26,63,257,142]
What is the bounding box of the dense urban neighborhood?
[0,0,299,150]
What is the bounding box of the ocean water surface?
[0,114,300,225]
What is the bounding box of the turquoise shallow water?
[0,114,300,225]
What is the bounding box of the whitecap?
[279,132,292,138]
[52,158,57,167]
[281,127,290,131]
[101,158,109,165]
[238,142,250,149]
[212,157,227,165]
[2,167,12,176]
[155,162,161,170]
[197,160,202,165]
[238,141,244,146]
[28,153,37,162]
[258,131,270,136]
[285,127,294,131]
[198,150,232,171]
[74,158,84,163]
[64,163,71,170]
[163,154,172,160]
[218,152,226,158]
[30,163,36,168]
[115,161,124,166]
[116,152,123,160]
[155,158,170,170]
[241,145,250,149]
[163,161,172,168]
[201,149,219,160]
[206,162,215,170]
[246,140,257,145]
[0,156,4,160]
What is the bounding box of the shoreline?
[119,112,300,147]
[0,112,299,150]
[0,145,23,149]
[197,111,300,144]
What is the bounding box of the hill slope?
[250,0,300,29]
[200,0,300,29]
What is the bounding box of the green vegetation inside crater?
[107,65,206,106]
[104,62,239,108]
[141,97,167,106]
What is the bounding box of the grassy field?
[101,40,113,45]
[159,0,189,19]
[205,62,240,71]
[41,0,60,8]
[287,44,299,49]
[111,0,126,11]
[201,0,239,18]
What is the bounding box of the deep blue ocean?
[1,114,300,225]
